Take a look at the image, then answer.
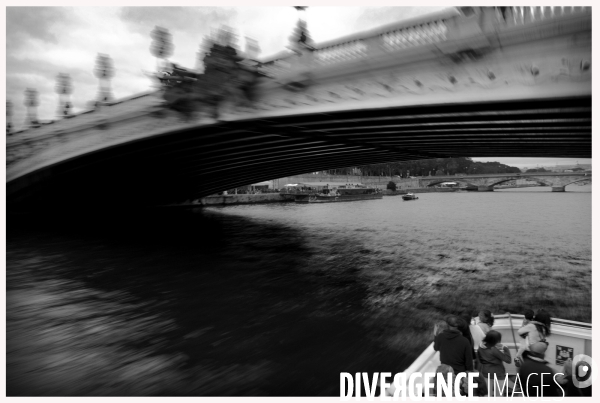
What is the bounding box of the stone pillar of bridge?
[477,185,494,191]
[551,186,566,192]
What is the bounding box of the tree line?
[320,157,522,177]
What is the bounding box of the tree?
[55,73,73,117]
[359,157,520,178]
[150,26,174,72]
[94,53,115,103]
[387,181,397,191]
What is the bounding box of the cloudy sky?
[5,6,591,169]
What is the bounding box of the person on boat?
[514,309,535,366]
[555,358,585,397]
[522,309,534,327]
[458,371,488,397]
[518,342,561,397]
[477,330,511,397]
[430,364,454,397]
[433,320,449,337]
[434,316,473,375]
[457,312,474,347]
[477,310,495,334]
[464,311,484,358]
[458,311,479,368]
[516,309,552,363]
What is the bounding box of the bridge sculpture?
[6,6,591,208]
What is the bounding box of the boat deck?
[395,314,591,396]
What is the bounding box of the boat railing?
[492,313,592,333]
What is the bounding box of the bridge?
[407,172,591,192]
[6,7,591,209]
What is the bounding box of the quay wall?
[199,187,461,206]
[270,174,397,189]
[199,193,291,206]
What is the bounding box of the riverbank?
[199,193,289,206]
[193,186,544,205]
[201,188,461,205]
[200,189,459,205]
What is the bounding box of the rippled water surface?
[7,185,591,396]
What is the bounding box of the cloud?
[353,6,450,30]
[119,6,239,63]
[6,7,161,129]
[119,7,237,36]
[6,7,77,46]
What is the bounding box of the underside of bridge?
[7,96,591,210]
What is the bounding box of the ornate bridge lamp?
[94,53,115,104]
[150,26,174,74]
[55,73,73,117]
[6,100,13,136]
[285,6,315,88]
[23,88,39,128]
[290,6,314,53]
[244,37,260,61]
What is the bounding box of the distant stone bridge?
[6,6,592,208]
[415,172,591,191]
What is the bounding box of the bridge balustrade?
[259,9,459,78]
[380,20,448,53]
[504,6,590,26]
[6,92,170,170]
[259,6,591,79]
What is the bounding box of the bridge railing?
[259,6,591,80]
[6,92,166,168]
[259,8,459,78]
[498,6,591,27]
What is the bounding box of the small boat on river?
[402,193,419,201]
[283,182,382,204]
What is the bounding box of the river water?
[6,185,591,396]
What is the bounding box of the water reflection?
[7,210,403,396]
[7,188,591,396]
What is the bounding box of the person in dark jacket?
[555,358,584,397]
[458,312,476,366]
[518,342,560,398]
[434,315,474,375]
[477,330,511,396]
[458,312,475,348]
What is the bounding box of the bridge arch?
[425,179,474,187]
[484,178,519,188]
[563,177,592,187]
[522,178,552,187]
